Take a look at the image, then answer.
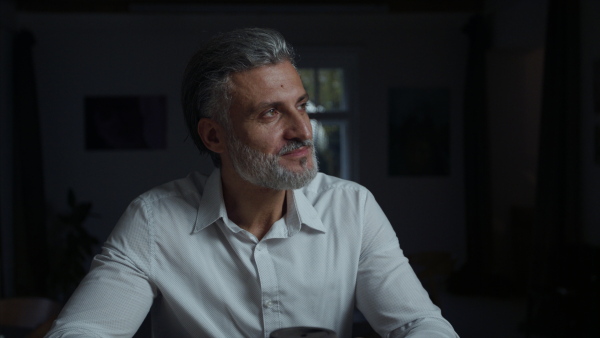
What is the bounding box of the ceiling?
[15,0,485,13]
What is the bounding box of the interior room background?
[1,0,599,337]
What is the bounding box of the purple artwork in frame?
[85,96,167,150]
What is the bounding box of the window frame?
[295,48,359,181]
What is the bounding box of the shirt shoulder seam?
[139,196,156,279]
[306,182,366,195]
[136,188,198,205]
[48,328,104,338]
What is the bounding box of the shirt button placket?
[254,242,280,337]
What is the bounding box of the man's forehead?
[229,61,303,96]
[230,61,295,84]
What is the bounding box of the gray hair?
[181,27,296,167]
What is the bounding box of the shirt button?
[264,300,274,308]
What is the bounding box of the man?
[47,28,458,338]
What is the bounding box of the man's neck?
[220,165,287,241]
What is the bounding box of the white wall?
[16,12,471,262]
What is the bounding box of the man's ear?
[197,118,226,154]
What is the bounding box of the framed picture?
[85,96,167,150]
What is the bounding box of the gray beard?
[227,133,318,190]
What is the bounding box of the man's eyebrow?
[253,101,276,112]
[253,93,310,111]
[297,93,309,103]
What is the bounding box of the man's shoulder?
[135,171,208,205]
[301,172,367,195]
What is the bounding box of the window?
[296,50,357,180]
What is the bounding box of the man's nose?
[284,110,312,141]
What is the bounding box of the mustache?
[278,139,314,156]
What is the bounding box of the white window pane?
[318,68,346,111]
[299,67,346,113]
[311,119,349,179]
[298,68,316,102]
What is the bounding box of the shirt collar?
[192,169,227,233]
[192,169,326,235]
[290,188,326,234]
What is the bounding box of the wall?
[486,0,547,274]
[582,0,600,245]
[486,0,600,254]
[16,11,471,262]
[0,0,16,296]
[356,15,468,258]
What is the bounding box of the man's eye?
[298,103,307,111]
[263,109,277,117]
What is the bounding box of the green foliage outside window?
[300,67,349,178]
[299,68,345,113]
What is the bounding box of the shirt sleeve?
[355,191,459,338]
[46,197,156,338]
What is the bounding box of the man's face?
[223,60,318,190]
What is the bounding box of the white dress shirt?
[46,169,458,338]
